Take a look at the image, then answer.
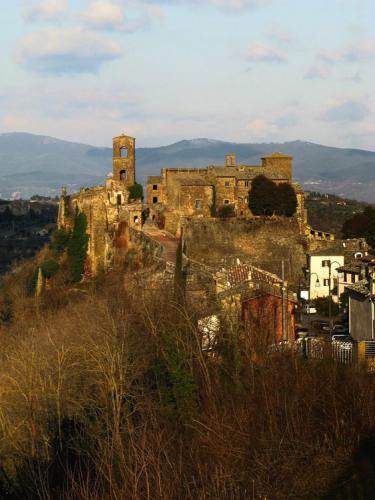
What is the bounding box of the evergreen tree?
[276,183,297,216]
[127,183,144,201]
[342,206,375,249]
[248,175,276,215]
[68,211,89,283]
[249,176,297,217]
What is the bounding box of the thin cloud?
[319,100,369,122]
[244,41,286,63]
[342,41,375,63]
[23,0,68,23]
[304,63,332,80]
[81,0,126,31]
[209,0,271,9]
[142,0,271,10]
[16,27,123,75]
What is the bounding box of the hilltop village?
[2,134,375,499]
[57,134,374,354]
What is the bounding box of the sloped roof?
[337,263,362,273]
[345,279,372,298]
[226,263,282,287]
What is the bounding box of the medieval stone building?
[146,152,306,233]
[57,135,143,274]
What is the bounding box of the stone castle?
[57,133,324,276]
[147,151,306,233]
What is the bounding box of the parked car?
[311,320,329,331]
[331,334,353,342]
[302,304,317,314]
[332,324,349,335]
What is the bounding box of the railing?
[269,337,355,366]
[332,340,354,365]
[365,341,375,357]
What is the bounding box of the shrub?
[155,212,165,229]
[127,183,144,201]
[313,296,339,317]
[217,204,235,218]
[0,296,12,324]
[210,189,217,217]
[41,260,60,279]
[50,228,70,255]
[67,211,89,283]
[26,267,39,296]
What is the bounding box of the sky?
[0,0,374,149]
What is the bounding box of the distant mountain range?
[1,132,375,202]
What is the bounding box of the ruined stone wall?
[183,218,308,287]
[70,188,110,274]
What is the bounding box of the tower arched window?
[120,147,128,158]
[120,169,128,182]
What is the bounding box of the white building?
[307,252,345,302]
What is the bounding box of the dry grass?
[0,267,374,499]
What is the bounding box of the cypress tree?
[248,175,277,215]
[68,211,89,283]
[277,183,297,216]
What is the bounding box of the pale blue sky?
[0,0,374,149]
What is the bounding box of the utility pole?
[282,260,288,341]
[328,260,341,335]
[328,262,332,334]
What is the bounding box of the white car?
[303,304,317,314]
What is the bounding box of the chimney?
[226,154,236,167]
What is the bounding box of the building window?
[120,169,127,181]
[195,199,202,209]
[322,260,330,267]
[224,199,230,205]
[152,196,158,204]
[134,215,139,224]
[117,194,122,206]
[323,279,330,286]
[225,181,230,187]
[244,180,250,187]
[153,184,158,190]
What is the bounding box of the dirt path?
[143,223,179,264]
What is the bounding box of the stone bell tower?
[112,134,136,186]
